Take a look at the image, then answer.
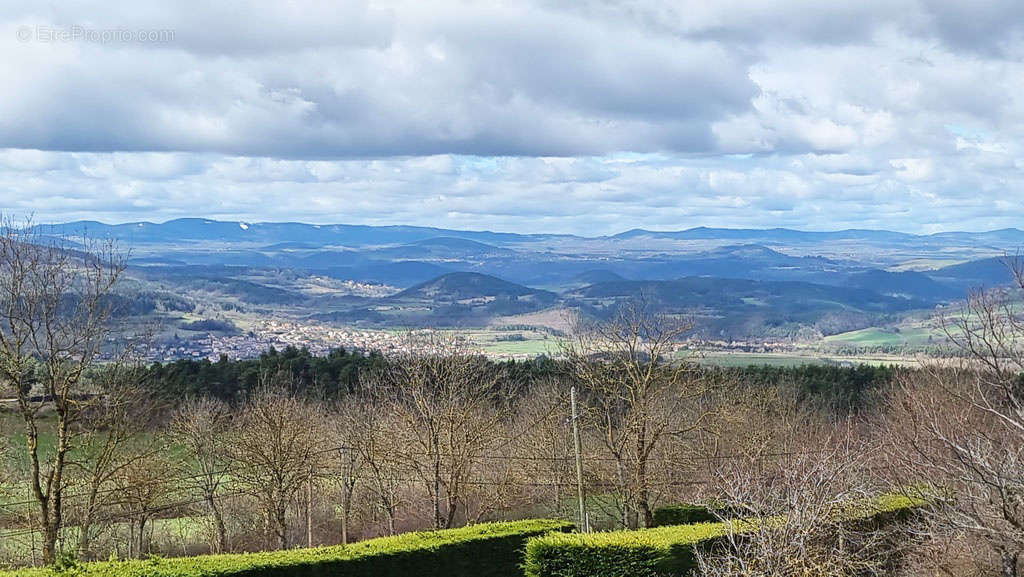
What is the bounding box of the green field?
[823,326,937,348]
[458,329,563,358]
[687,350,920,368]
[691,352,823,368]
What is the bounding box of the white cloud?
[0,1,1023,233]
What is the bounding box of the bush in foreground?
[523,495,922,577]
[2,519,573,577]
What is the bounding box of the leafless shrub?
[112,451,175,559]
[698,417,905,577]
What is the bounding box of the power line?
[0,442,833,511]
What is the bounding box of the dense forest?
[138,345,895,413]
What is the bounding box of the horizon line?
[31,216,1024,240]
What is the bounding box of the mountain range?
[29,218,1024,339]
[32,218,1024,249]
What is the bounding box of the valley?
[43,218,1022,365]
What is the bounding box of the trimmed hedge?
[651,504,743,528]
[524,495,922,577]
[2,519,573,577]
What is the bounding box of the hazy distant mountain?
[321,261,452,287]
[570,277,922,313]
[371,237,515,260]
[397,272,556,302]
[31,218,1024,337]
[567,276,927,338]
[929,257,1018,288]
[843,269,961,301]
[927,229,1024,244]
[613,227,919,243]
[571,269,626,285]
[32,218,1024,250]
[33,218,560,247]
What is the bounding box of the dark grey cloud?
[0,1,760,157]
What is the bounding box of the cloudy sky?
[1,1,1023,235]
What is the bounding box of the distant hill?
[409,237,504,250]
[397,272,556,302]
[312,272,561,328]
[572,269,626,285]
[929,257,1018,288]
[610,244,843,282]
[843,269,961,301]
[261,241,325,250]
[568,276,926,339]
[613,227,919,243]
[321,261,452,287]
[32,218,563,247]
[371,237,515,260]
[927,229,1024,244]
[571,277,920,312]
[32,218,1024,249]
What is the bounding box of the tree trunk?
[78,513,93,561]
[444,494,458,529]
[636,425,653,528]
[274,504,288,550]
[206,493,227,553]
[306,474,313,548]
[432,435,442,530]
[78,483,103,561]
[41,520,58,566]
[635,459,653,528]
[340,506,348,545]
[128,520,136,559]
[137,517,148,558]
[340,484,352,545]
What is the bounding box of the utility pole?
[571,386,588,532]
[306,468,314,548]
[339,448,349,545]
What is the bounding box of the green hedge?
[651,504,744,528]
[2,519,573,577]
[524,495,922,577]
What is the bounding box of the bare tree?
[70,363,163,560]
[885,257,1024,577]
[562,299,715,528]
[372,333,515,530]
[331,399,365,545]
[346,397,405,536]
[0,220,125,564]
[170,397,232,553]
[113,452,174,559]
[227,383,327,550]
[509,378,574,519]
